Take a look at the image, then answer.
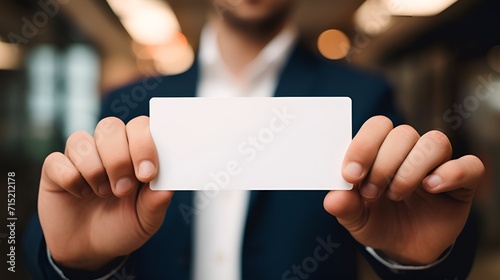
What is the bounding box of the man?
[24,0,484,279]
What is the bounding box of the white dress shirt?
[193,24,298,280]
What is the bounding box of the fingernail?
[138,160,155,179]
[360,183,379,199]
[425,175,443,189]
[99,183,110,196]
[81,188,92,198]
[116,177,133,196]
[345,162,364,179]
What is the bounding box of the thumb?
[323,187,366,232]
[136,184,175,236]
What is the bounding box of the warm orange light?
[107,0,180,46]
[0,42,21,70]
[154,32,194,75]
[317,29,351,60]
[384,0,458,16]
[354,0,393,35]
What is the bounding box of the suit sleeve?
[23,213,138,280]
[360,211,478,279]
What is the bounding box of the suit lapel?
[168,60,199,98]
[274,44,318,97]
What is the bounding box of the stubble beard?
[219,3,293,39]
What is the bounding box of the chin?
[231,2,276,20]
[219,0,293,32]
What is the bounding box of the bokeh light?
[317,29,351,60]
[0,41,21,70]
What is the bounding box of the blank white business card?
[150,97,352,191]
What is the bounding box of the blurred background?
[0,0,499,279]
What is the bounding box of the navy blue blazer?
[24,44,477,280]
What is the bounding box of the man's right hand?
[38,116,174,271]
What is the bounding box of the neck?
[209,14,288,77]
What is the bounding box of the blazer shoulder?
[316,56,390,91]
[292,47,401,128]
[100,63,199,123]
[288,45,391,97]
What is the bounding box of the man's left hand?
[324,116,484,265]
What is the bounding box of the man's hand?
[324,116,484,265]
[38,116,174,271]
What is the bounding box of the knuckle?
[45,154,81,188]
[126,116,149,135]
[452,164,468,182]
[127,115,149,126]
[43,152,63,168]
[98,116,124,127]
[65,131,95,163]
[95,117,125,140]
[393,125,420,141]
[419,130,452,159]
[370,115,394,130]
[425,130,451,148]
[465,155,485,171]
[66,130,92,149]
